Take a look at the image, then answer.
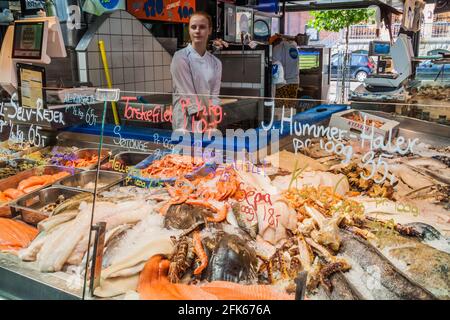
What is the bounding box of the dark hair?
[189,11,213,29]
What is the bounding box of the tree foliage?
[307,9,373,33]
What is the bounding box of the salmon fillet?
[201,281,294,300]
[3,188,25,200]
[17,175,51,191]
[138,254,294,300]
[0,218,39,252]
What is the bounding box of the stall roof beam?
[282,0,403,14]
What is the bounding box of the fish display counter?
[0,0,449,301]
[0,89,449,300]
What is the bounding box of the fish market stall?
[0,1,449,302]
[0,104,449,300]
[0,78,449,300]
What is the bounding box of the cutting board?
[220,98,238,105]
[265,150,329,172]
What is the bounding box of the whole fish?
[319,271,364,300]
[52,193,93,216]
[338,229,437,300]
[370,229,450,299]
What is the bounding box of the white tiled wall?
[78,10,172,94]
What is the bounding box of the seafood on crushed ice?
[2,139,449,301]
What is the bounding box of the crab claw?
[185,199,215,210]
[158,201,173,216]
[206,202,229,223]
[185,199,229,223]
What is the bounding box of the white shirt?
[170,44,222,130]
[272,40,299,85]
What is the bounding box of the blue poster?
[83,0,125,16]
[257,0,279,13]
[100,0,120,10]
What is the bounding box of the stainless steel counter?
[0,253,81,300]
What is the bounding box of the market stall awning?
[281,0,404,14]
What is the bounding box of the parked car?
[331,53,375,82]
[416,60,450,81]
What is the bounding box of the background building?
[285,3,450,56]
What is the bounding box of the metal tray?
[10,187,89,225]
[0,141,44,160]
[0,165,83,217]
[56,170,125,193]
[0,158,39,180]
[101,151,152,173]
[23,146,80,164]
[68,148,112,170]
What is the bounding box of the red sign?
[120,96,224,133]
[127,0,196,23]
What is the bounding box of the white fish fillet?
[104,214,166,266]
[101,215,180,279]
[37,218,82,271]
[19,232,48,262]
[94,275,139,298]
[78,224,134,270]
[101,236,174,280]
[66,201,154,265]
[108,262,146,278]
[24,187,161,271]
[38,209,79,233]
[104,224,133,248]
[37,201,116,272]
[236,170,279,194]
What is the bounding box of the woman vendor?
[170,12,223,132]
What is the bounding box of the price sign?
[127,0,196,23]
